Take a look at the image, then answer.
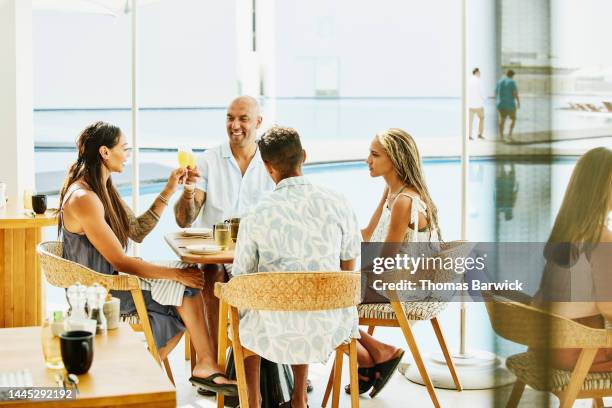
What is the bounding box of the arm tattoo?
[174,189,205,228]
[124,202,159,243]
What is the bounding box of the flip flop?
[369,349,405,398]
[344,366,376,394]
[189,373,238,397]
[196,387,216,397]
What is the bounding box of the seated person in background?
[232,126,361,408]
[533,146,612,372]
[353,128,447,396]
[59,122,236,394]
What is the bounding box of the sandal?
[189,373,238,396]
[344,366,376,395]
[369,349,405,398]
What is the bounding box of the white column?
[235,0,259,96]
[256,0,276,127]
[131,0,139,255]
[0,0,34,213]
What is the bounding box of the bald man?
[174,96,275,356]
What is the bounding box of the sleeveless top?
[58,184,193,349]
[59,186,115,276]
[367,191,442,303]
[370,192,438,243]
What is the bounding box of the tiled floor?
[160,337,607,408]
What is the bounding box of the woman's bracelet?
[158,193,169,205]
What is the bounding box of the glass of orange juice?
[177,145,193,169]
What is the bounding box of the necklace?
[388,185,406,199]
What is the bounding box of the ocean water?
[43,157,578,358]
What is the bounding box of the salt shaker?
[87,284,107,334]
[67,283,88,321]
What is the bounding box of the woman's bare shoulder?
[389,194,413,223]
[65,188,103,215]
[393,189,422,209]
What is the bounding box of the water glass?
[228,217,241,242]
[0,182,6,209]
[41,319,63,369]
[213,223,231,249]
[23,190,33,210]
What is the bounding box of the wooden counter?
[0,209,57,328]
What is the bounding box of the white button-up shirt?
[469,75,485,108]
[195,142,275,228]
[232,176,361,364]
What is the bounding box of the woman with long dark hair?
[58,121,236,393]
[535,147,612,372]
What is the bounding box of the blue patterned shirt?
[232,176,361,364]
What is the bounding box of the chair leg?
[229,307,250,408]
[367,326,375,336]
[184,332,191,361]
[321,362,335,407]
[390,301,440,408]
[348,340,360,408]
[430,317,462,391]
[131,288,161,365]
[331,348,345,408]
[162,357,175,386]
[217,300,229,408]
[558,348,598,408]
[505,380,525,408]
[592,397,604,408]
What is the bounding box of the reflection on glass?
[495,163,519,222]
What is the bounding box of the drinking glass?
[23,190,33,210]
[177,146,193,169]
[228,217,241,242]
[41,318,63,369]
[214,223,231,250]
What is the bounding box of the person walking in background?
[469,67,485,140]
[496,69,520,142]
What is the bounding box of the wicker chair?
[214,271,362,408]
[322,240,470,407]
[37,241,177,384]
[484,291,612,408]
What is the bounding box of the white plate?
[182,227,213,237]
[185,244,222,255]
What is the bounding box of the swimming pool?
[109,156,577,262]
